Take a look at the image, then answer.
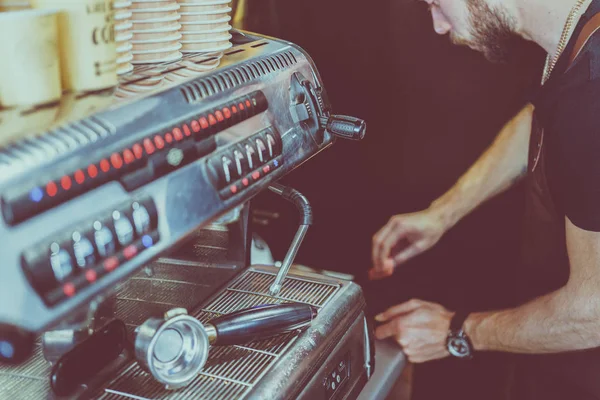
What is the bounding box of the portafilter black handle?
[320,115,366,141]
[208,303,317,346]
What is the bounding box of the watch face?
[448,336,472,358]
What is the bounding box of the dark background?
[245,1,544,398]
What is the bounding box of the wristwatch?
[446,310,473,359]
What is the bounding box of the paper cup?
[117,41,133,53]
[178,15,229,30]
[131,0,176,9]
[116,30,134,42]
[132,14,180,29]
[115,10,132,20]
[179,3,229,13]
[116,20,133,32]
[181,25,229,40]
[117,63,134,75]
[131,5,179,20]
[0,0,30,11]
[132,43,181,61]
[0,9,62,107]
[179,8,231,22]
[30,0,117,92]
[132,50,181,63]
[117,52,134,63]
[180,39,230,52]
[131,25,180,39]
[114,0,131,8]
[132,38,180,51]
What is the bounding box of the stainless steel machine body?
[0,30,372,399]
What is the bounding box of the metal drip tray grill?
[94,268,340,400]
[0,344,52,400]
[0,267,342,400]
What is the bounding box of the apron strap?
[568,12,600,66]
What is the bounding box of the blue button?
[142,235,154,248]
[0,341,14,359]
[273,159,279,167]
[29,187,43,203]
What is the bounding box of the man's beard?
[452,0,521,63]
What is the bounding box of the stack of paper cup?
[0,1,30,11]
[177,0,232,53]
[115,0,133,75]
[130,0,182,64]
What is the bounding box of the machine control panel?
[21,197,158,307]
[206,126,282,199]
[1,92,268,226]
[323,351,351,398]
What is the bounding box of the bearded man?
[370,0,600,398]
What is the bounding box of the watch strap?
[450,310,470,333]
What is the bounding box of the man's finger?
[374,224,409,272]
[372,222,395,270]
[375,299,423,321]
[368,263,395,280]
[392,241,425,265]
[374,320,400,340]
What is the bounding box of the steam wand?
[267,183,312,296]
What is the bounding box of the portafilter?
[134,303,317,389]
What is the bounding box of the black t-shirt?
[532,0,600,231]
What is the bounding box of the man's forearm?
[465,286,600,354]
[430,103,533,230]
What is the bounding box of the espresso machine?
[0,31,372,399]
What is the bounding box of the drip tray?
[0,263,350,400]
[0,258,241,400]
[93,268,340,400]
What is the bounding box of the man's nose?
[431,7,451,35]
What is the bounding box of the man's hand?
[370,208,447,280]
[374,299,454,363]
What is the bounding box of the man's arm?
[465,217,600,353]
[370,103,534,277]
[429,103,533,230]
[373,218,600,362]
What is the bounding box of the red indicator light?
[110,153,123,169]
[223,108,231,118]
[63,283,75,297]
[252,171,260,180]
[239,102,245,110]
[199,117,209,129]
[165,133,173,143]
[61,176,72,190]
[123,245,137,260]
[245,100,251,107]
[123,149,135,164]
[46,181,58,197]
[183,124,191,137]
[104,257,119,272]
[191,120,200,132]
[208,114,217,125]
[263,165,271,174]
[230,185,238,194]
[100,159,110,172]
[154,135,165,150]
[232,105,238,113]
[133,144,143,159]
[215,111,224,122]
[173,127,183,141]
[242,178,249,186]
[85,269,97,282]
[74,170,85,184]
[143,138,155,155]
[88,165,98,178]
